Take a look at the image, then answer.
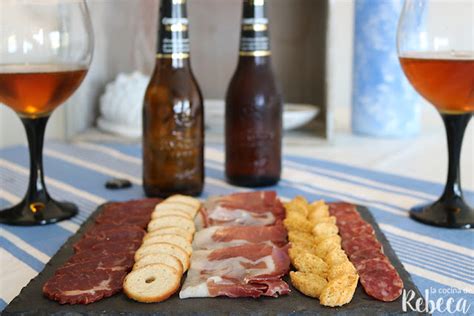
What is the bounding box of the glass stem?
[440,113,471,201]
[20,115,50,202]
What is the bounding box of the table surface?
[0,106,473,314]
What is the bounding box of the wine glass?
[0,0,94,225]
[397,0,473,228]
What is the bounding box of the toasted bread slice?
[142,234,193,256]
[123,263,180,303]
[165,195,201,210]
[148,215,195,234]
[134,242,190,271]
[144,227,193,243]
[154,202,196,217]
[290,271,328,298]
[151,208,193,220]
[293,252,328,277]
[134,253,183,274]
[319,274,359,307]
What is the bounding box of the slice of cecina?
[123,263,180,303]
[134,242,190,272]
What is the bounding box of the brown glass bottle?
[225,0,283,187]
[143,0,204,197]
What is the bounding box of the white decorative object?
[283,104,320,131]
[205,99,319,132]
[97,72,150,138]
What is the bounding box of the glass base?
[410,197,473,229]
[0,198,78,226]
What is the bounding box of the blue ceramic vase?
[352,0,421,137]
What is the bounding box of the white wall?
[0,106,66,147]
[327,0,355,109]
[0,0,356,148]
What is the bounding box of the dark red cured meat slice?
[207,278,290,298]
[339,222,375,239]
[208,243,290,281]
[211,222,288,247]
[98,200,159,218]
[43,198,160,305]
[96,210,152,221]
[94,215,151,228]
[67,249,135,264]
[57,255,134,275]
[218,191,285,220]
[43,269,127,304]
[336,216,366,228]
[342,235,382,255]
[349,247,386,268]
[207,279,268,298]
[357,257,392,274]
[357,258,403,302]
[257,279,290,297]
[328,202,360,217]
[74,239,142,253]
[75,229,145,250]
[84,223,124,234]
[102,198,161,213]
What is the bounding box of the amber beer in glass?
[397,0,474,228]
[143,0,204,197]
[399,53,474,114]
[225,0,283,187]
[0,0,93,225]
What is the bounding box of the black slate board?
[4,204,424,315]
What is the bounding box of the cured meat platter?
[4,199,423,315]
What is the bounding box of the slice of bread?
[154,203,196,217]
[134,253,183,274]
[142,234,193,256]
[123,263,180,303]
[144,227,194,243]
[148,215,195,234]
[151,208,193,220]
[134,242,190,271]
[166,195,201,210]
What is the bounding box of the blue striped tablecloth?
[1,141,473,313]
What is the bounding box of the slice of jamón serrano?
[329,202,404,302]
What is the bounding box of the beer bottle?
[225,0,283,187]
[143,0,204,197]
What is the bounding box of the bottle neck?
[239,0,271,61]
[156,0,190,69]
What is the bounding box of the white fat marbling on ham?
[197,191,285,229]
[179,243,290,298]
[209,205,276,226]
[193,224,288,250]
